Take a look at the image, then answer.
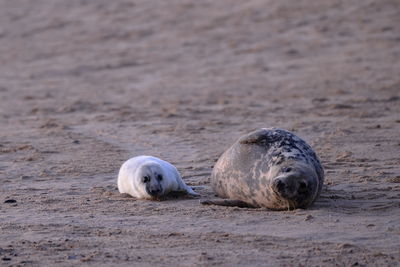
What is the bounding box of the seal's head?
[268,161,320,210]
[134,162,166,199]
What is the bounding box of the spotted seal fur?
[201,128,324,210]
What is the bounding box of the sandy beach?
[1,0,399,266]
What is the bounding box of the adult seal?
[118,156,199,199]
[202,128,324,210]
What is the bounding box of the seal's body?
[203,128,324,210]
[118,156,198,199]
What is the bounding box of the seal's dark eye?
[143,176,150,183]
[157,174,163,181]
[284,167,292,172]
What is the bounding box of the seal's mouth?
[145,185,163,197]
[270,174,315,209]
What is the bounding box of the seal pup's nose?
[148,187,162,196]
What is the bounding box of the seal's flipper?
[238,128,276,145]
[200,199,255,208]
[175,174,200,196]
[185,186,200,197]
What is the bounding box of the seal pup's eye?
[157,174,163,181]
[143,176,150,183]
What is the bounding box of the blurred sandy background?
[0,0,399,266]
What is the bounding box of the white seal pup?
[118,155,199,199]
[201,128,324,210]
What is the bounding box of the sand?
[0,0,399,266]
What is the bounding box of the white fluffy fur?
[117,155,199,199]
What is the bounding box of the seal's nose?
[273,177,309,197]
[149,187,162,196]
[298,181,308,194]
[275,179,286,194]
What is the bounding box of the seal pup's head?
[134,162,166,199]
[268,161,319,210]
